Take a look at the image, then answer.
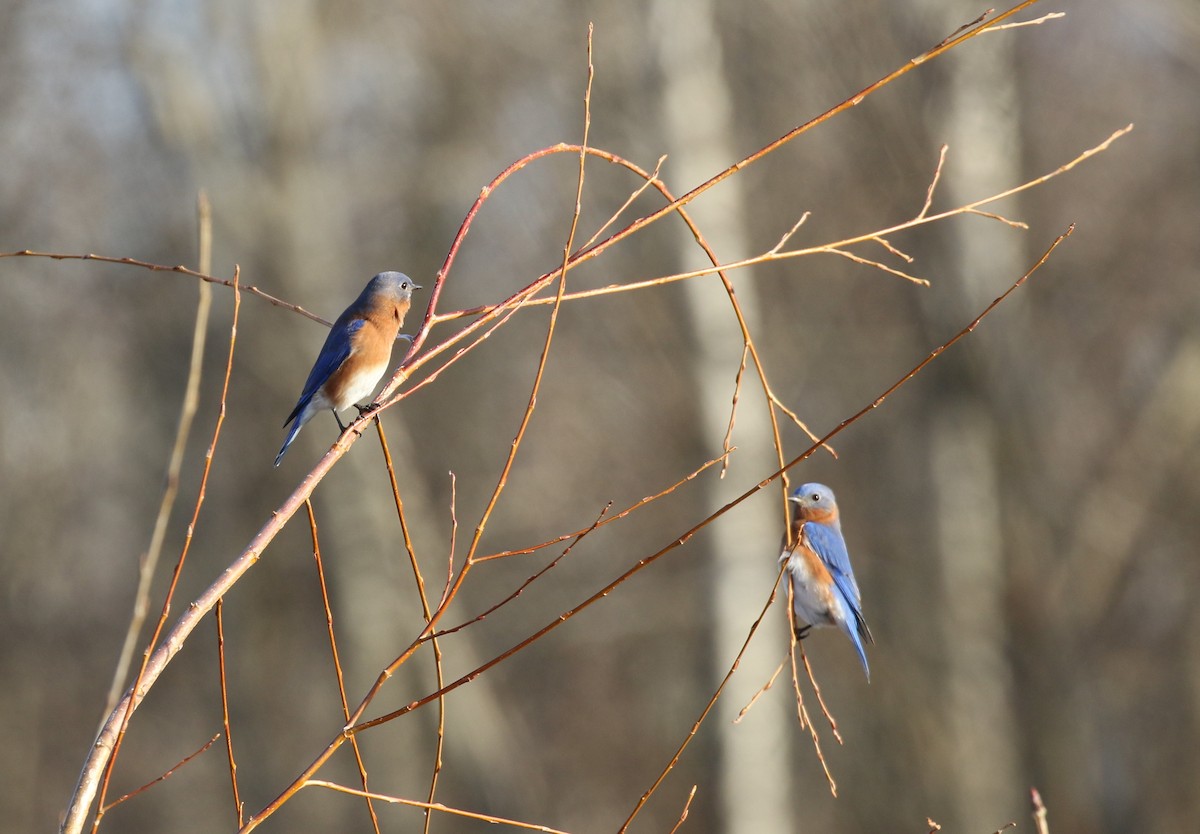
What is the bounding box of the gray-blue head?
[365,271,421,302]
[788,482,839,524]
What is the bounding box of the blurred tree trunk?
[919,2,1024,828]
[650,2,794,832]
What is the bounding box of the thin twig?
[101,734,220,812]
[305,500,381,834]
[872,234,915,263]
[581,155,668,251]
[825,247,929,285]
[720,346,751,477]
[457,23,591,569]
[800,644,842,744]
[457,125,1123,313]
[917,145,949,219]
[734,655,788,723]
[445,472,458,604]
[102,192,213,722]
[982,11,1065,33]
[965,207,1028,228]
[668,786,698,834]
[475,450,731,561]
[304,781,572,834]
[786,582,837,795]
[0,250,327,325]
[422,505,611,644]
[216,600,243,826]
[370,419,446,834]
[90,266,241,834]
[930,9,995,52]
[1031,787,1050,834]
[618,570,785,832]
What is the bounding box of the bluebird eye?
[810,493,820,502]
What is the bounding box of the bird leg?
[331,409,349,432]
[793,624,812,641]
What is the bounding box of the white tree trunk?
[651,2,793,831]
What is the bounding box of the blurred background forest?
[2,0,1198,832]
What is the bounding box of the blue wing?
[282,319,363,427]
[802,521,861,604]
[804,520,874,678]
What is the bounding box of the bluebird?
[779,483,873,680]
[275,271,421,467]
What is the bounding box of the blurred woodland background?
[2,1,1199,832]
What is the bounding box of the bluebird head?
[788,482,839,524]
[366,271,421,301]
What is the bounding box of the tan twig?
[786,583,837,795]
[463,125,1124,313]
[581,154,668,251]
[917,145,949,219]
[423,505,610,643]
[216,600,243,826]
[100,734,220,813]
[930,9,995,51]
[668,786,698,834]
[444,471,458,604]
[982,11,1065,32]
[304,781,572,834]
[720,346,751,477]
[1031,786,1051,834]
[476,450,731,561]
[767,394,836,462]
[619,569,786,832]
[305,500,381,834]
[965,207,1029,228]
[371,419,446,834]
[799,644,842,744]
[734,655,788,723]
[90,266,241,834]
[102,192,213,722]
[455,25,592,575]
[767,212,812,254]
[872,234,914,263]
[825,247,929,285]
[0,250,327,325]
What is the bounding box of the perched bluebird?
[779,483,874,680]
[274,271,421,467]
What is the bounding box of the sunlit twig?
[619,569,786,831]
[305,781,572,834]
[100,734,220,813]
[305,500,381,834]
[102,192,213,722]
[91,266,241,834]
[216,600,243,826]
[668,786,698,834]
